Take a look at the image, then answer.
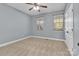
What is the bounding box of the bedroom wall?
[0,4,32,44]
[32,11,65,39]
[0,3,65,45]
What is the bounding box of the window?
[54,15,64,31]
[36,17,44,31]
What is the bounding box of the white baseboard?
[68,49,73,56]
[64,40,73,56]
[0,35,64,48]
[31,36,65,41]
[0,35,71,55]
[0,36,31,47]
[31,36,74,55]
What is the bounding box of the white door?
[65,4,73,52]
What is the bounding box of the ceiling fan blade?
[40,5,47,8]
[29,7,33,11]
[26,3,34,5]
[34,3,38,5]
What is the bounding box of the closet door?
[65,4,73,52]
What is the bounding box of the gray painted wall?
[0,3,65,45]
[0,4,32,44]
[32,12,65,39]
[73,3,79,56]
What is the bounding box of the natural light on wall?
[36,17,44,31]
[54,15,64,31]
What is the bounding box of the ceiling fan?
[26,3,47,12]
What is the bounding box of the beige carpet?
[0,37,70,56]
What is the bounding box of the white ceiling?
[6,3,66,16]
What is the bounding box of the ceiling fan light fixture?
[33,6,39,10]
[26,3,47,12]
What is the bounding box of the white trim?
[0,36,31,47]
[0,35,64,48]
[64,40,73,56]
[31,36,65,41]
[68,49,73,56]
[0,35,72,55]
[31,36,73,56]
